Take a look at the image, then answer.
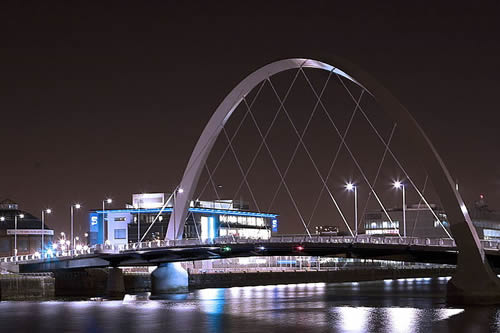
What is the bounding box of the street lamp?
[14,213,24,258]
[345,183,358,236]
[71,203,81,250]
[41,209,51,256]
[102,198,112,244]
[393,181,406,237]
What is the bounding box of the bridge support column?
[106,267,125,299]
[446,225,500,305]
[447,271,500,305]
[151,263,188,296]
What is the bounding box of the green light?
[221,246,232,253]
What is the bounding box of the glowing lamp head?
[46,209,52,214]
[74,203,81,209]
[0,217,4,222]
[106,198,112,204]
[345,183,354,191]
[393,181,402,189]
[19,214,24,219]
[178,188,184,193]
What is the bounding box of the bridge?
[4,57,500,304]
[6,236,500,273]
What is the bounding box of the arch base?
[447,272,500,305]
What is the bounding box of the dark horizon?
[1,2,500,236]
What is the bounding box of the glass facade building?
[88,193,278,246]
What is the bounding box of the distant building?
[362,196,500,240]
[88,193,279,246]
[315,225,339,236]
[0,199,54,256]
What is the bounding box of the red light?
[480,194,484,199]
[294,245,304,251]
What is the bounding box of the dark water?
[0,277,499,332]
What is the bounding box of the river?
[0,277,498,332]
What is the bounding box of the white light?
[75,236,79,241]
[393,181,402,189]
[0,217,4,221]
[84,233,88,237]
[74,204,81,209]
[65,240,70,246]
[178,188,184,193]
[19,214,24,218]
[52,243,58,250]
[47,249,53,256]
[345,183,354,191]
[61,232,65,236]
[106,198,112,204]
[59,239,65,245]
[76,245,82,251]
[46,209,52,214]
[34,251,40,258]
[83,245,89,251]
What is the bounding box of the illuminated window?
[114,229,126,239]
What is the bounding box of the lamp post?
[71,203,81,250]
[14,213,24,258]
[346,183,358,236]
[41,209,51,256]
[102,198,112,244]
[393,181,406,237]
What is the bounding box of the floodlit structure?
[167,57,500,303]
[88,193,278,246]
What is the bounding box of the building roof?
[0,208,53,230]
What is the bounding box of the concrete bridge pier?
[151,263,188,296]
[106,267,125,299]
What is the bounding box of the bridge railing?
[3,236,499,264]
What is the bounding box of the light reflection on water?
[0,278,498,333]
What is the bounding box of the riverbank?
[188,266,455,289]
[0,266,455,300]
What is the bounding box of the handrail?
[1,236,497,264]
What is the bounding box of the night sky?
[1,2,499,236]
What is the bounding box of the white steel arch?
[167,57,500,302]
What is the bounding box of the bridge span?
[6,236,500,274]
